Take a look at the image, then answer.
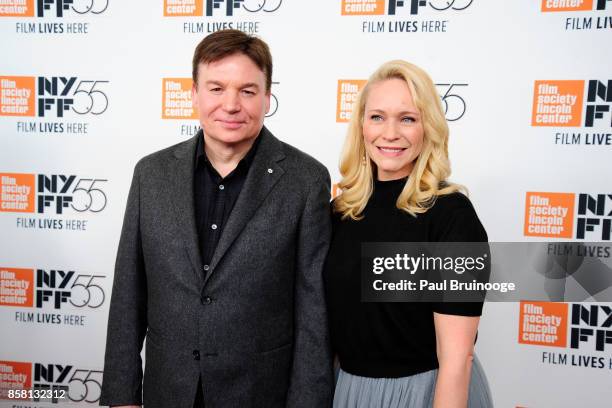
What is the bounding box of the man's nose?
[222,91,240,113]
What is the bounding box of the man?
[100,30,333,408]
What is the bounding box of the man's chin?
[219,122,245,131]
[205,130,259,146]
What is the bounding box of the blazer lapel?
[172,132,204,281]
[204,127,286,286]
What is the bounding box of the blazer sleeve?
[286,168,334,408]
[100,162,148,406]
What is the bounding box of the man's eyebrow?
[240,82,261,89]
[203,80,260,89]
[204,80,223,87]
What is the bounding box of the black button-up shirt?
[193,131,260,272]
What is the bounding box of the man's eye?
[242,89,256,96]
[209,87,222,93]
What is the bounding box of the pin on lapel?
[268,168,274,174]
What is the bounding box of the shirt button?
[202,296,212,305]
[219,184,224,190]
[203,264,210,271]
[211,224,217,230]
[193,350,200,360]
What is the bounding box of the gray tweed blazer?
[100,127,333,407]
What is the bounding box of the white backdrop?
[1,1,611,406]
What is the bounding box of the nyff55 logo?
[519,301,612,352]
[0,360,103,404]
[531,80,612,128]
[164,0,283,17]
[0,76,109,118]
[524,192,612,240]
[0,267,106,309]
[0,0,109,17]
[340,0,474,16]
[0,173,108,214]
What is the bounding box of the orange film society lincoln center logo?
[518,301,569,348]
[162,78,198,120]
[0,0,34,16]
[0,173,35,213]
[336,80,367,122]
[0,77,35,117]
[0,267,34,307]
[164,0,203,16]
[531,80,584,127]
[341,0,385,15]
[541,0,593,12]
[524,192,575,238]
[0,361,32,399]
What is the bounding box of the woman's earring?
[362,155,367,166]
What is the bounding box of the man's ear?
[265,90,271,114]
[192,83,198,109]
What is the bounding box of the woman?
[324,60,493,408]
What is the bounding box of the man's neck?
[203,133,258,178]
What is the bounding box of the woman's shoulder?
[428,192,487,242]
[430,191,475,214]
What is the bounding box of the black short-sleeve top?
[323,178,488,378]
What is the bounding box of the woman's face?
[363,78,424,181]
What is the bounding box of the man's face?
[192,53,270,148]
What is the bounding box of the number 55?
[71,179,108,212]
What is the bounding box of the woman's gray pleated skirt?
[333,355,493,408]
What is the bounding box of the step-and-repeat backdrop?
[1,1,611,407]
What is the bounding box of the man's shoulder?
[277,139,329,182]
[134,136,195,172]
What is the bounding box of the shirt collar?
[195,127,262,177]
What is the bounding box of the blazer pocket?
[254,341,293,406]
[256,340,293,355]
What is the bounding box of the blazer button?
[193,350,200,360]
[201,296,212,305]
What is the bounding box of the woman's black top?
[323,178,488,378]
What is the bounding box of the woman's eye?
[370,115,383,121]
[401,116,415,123]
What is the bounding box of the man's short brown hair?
[192,29,273,91]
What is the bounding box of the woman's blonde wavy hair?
[334,60,463,220]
